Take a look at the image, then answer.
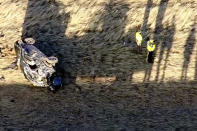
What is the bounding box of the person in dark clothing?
[146,37,156,63]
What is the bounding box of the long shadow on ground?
[16,0,197,130]
[0,82,197,130]
[144,0,176,82]
[22,0,148,86]
[182,19,196,80]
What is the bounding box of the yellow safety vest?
[136,32,142,45]
[147,40,156,52]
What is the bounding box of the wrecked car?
[14,38,62,92]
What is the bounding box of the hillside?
[0,0,197,130]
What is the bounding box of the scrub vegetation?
[0,0,197,130]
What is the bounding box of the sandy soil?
[0,0,197,130]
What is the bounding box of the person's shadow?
[182,20,196,80]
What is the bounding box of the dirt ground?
[0,0,197,130]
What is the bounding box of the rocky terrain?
[0,0,197,130]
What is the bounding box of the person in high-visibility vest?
[146,37,156,63]
[135,32,143,53]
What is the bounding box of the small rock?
[0,32,4,37]
[1,53,6,57]
[10,99,15,103]
[0,75,5,82]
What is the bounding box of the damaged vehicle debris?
[14,38,62,92]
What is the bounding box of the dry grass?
[0,0,197,130]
